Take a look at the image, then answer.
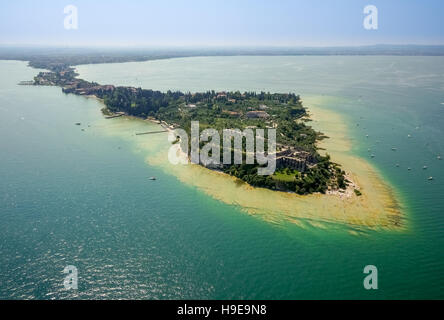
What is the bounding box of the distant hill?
[0,44,444,70]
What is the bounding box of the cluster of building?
[33,72,59,86]
[245,110,270,119]
[275,148,316,172]
[33,70,118,97]
[62,84,116,96]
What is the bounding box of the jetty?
[18,80,35,85]
[135,130,168,136]
[105,112,125,119]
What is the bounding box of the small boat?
[407,134,411,138]
[408,167,412,171]
[75,122,81,126]
[395,164,400,167]
[148,177,157,181]
[370,154,375,158]
[391,147,397,151]
[423,166,428,170]
[365,134,369,138]
[428,177,434,181]
[438,156,442,160]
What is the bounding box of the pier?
[105,112,125,119]
[135,130,168,136]
[18,81,34,85]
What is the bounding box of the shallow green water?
[1,57,443,299]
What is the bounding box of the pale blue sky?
[0,0,443,46]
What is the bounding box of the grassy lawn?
[272,170,297,182]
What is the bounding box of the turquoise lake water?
[1,57,443,299]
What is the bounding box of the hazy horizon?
[9,43,444,48]
[1,0,443,47]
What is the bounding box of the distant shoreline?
[2,44,444,74]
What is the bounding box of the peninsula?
[29,64,350,195]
